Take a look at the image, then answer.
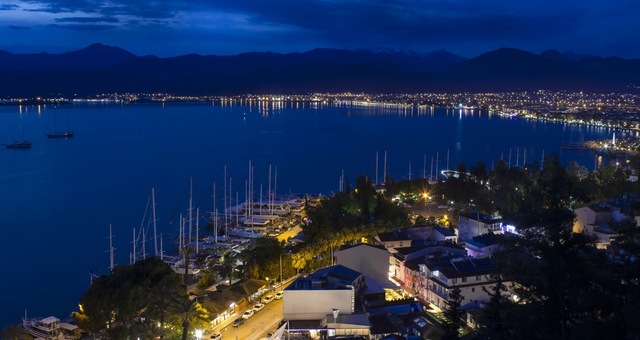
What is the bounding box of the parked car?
[242,309,254,319]
[262,294,274,304]
[274,291,283,300]
[253,303,265,312]
[210,333,223,340]
[232,317,244,327]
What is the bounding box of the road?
[277,224,302,243]
[410,202,451,218]
[208,297,283,340]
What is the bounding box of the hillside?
[1,44,639,96]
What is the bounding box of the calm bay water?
[0,100,623,326]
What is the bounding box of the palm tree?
[1,324,30,340]
[173,296,209,340]
[147,282,181,339]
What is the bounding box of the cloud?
[49,23,115,31]
[55,16,118,23]
[22,0,99,13]
[0,4,19,10]
[4,0,640,57]
[9,25,31,30]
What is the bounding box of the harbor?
[0,100,631,328]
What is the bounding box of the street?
[210,297,283,340]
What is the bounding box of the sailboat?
[3,121,32,149]
[47,109,74,138]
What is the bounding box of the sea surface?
[0,100,627,327]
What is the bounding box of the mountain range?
[1,43,639,97]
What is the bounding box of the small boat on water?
[47,131,74,139]
[22,315,79,339]
[3,121,32,149]
[2,141,32,149]
[47,109,74,139]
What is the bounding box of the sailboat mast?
[248,160,252,218]
[375,151,379,185]
[268,164,272,215]
[131,227,136,265]
[142,225,146,260]
[224,165,228,228]
[446,149,450,170]
[245,180,248,219]
[109,224,115,272]
[383,151,387,184]
[213,183,218,243]
[196,207,199,254]
[179,213,183,250]
[188,177,193,247]
[423,154,426,179]
[152,187,158,257]
[430,156,434,182]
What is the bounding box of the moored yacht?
[22,315,79,340]
[226,227,265,239]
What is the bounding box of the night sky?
[1,0,639,58]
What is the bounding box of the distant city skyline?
[0,0,639,58]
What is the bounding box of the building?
[573,201,640,249]
[375,230,412,249]
[283,265,370,338]
[457,211,502,242]
[335,243,391,286]
[421,256,505,311]
[573,204,613,234]
[283,264,364,321]
[434,226,457,243]
[389,244,466,294]
[464,233,502,258]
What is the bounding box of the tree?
[147,281,181,339]
[1,324,30,340]
[443,287,464,340]
[495,153,628,339]
[478,275,512,339]
[173,296,209,340]
[73,257,184,337]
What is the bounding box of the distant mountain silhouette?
[0,44,639,97]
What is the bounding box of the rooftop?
[287,264,362,290]
[427,256,497,279]
[434,226,456,237]
[377,230,411,242]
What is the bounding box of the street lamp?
[422,192,429,216]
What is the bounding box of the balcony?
[431,288,449,300]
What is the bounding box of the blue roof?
[287,264,362,290]
[434,226,456,237]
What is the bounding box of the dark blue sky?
[1,0,639,58]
